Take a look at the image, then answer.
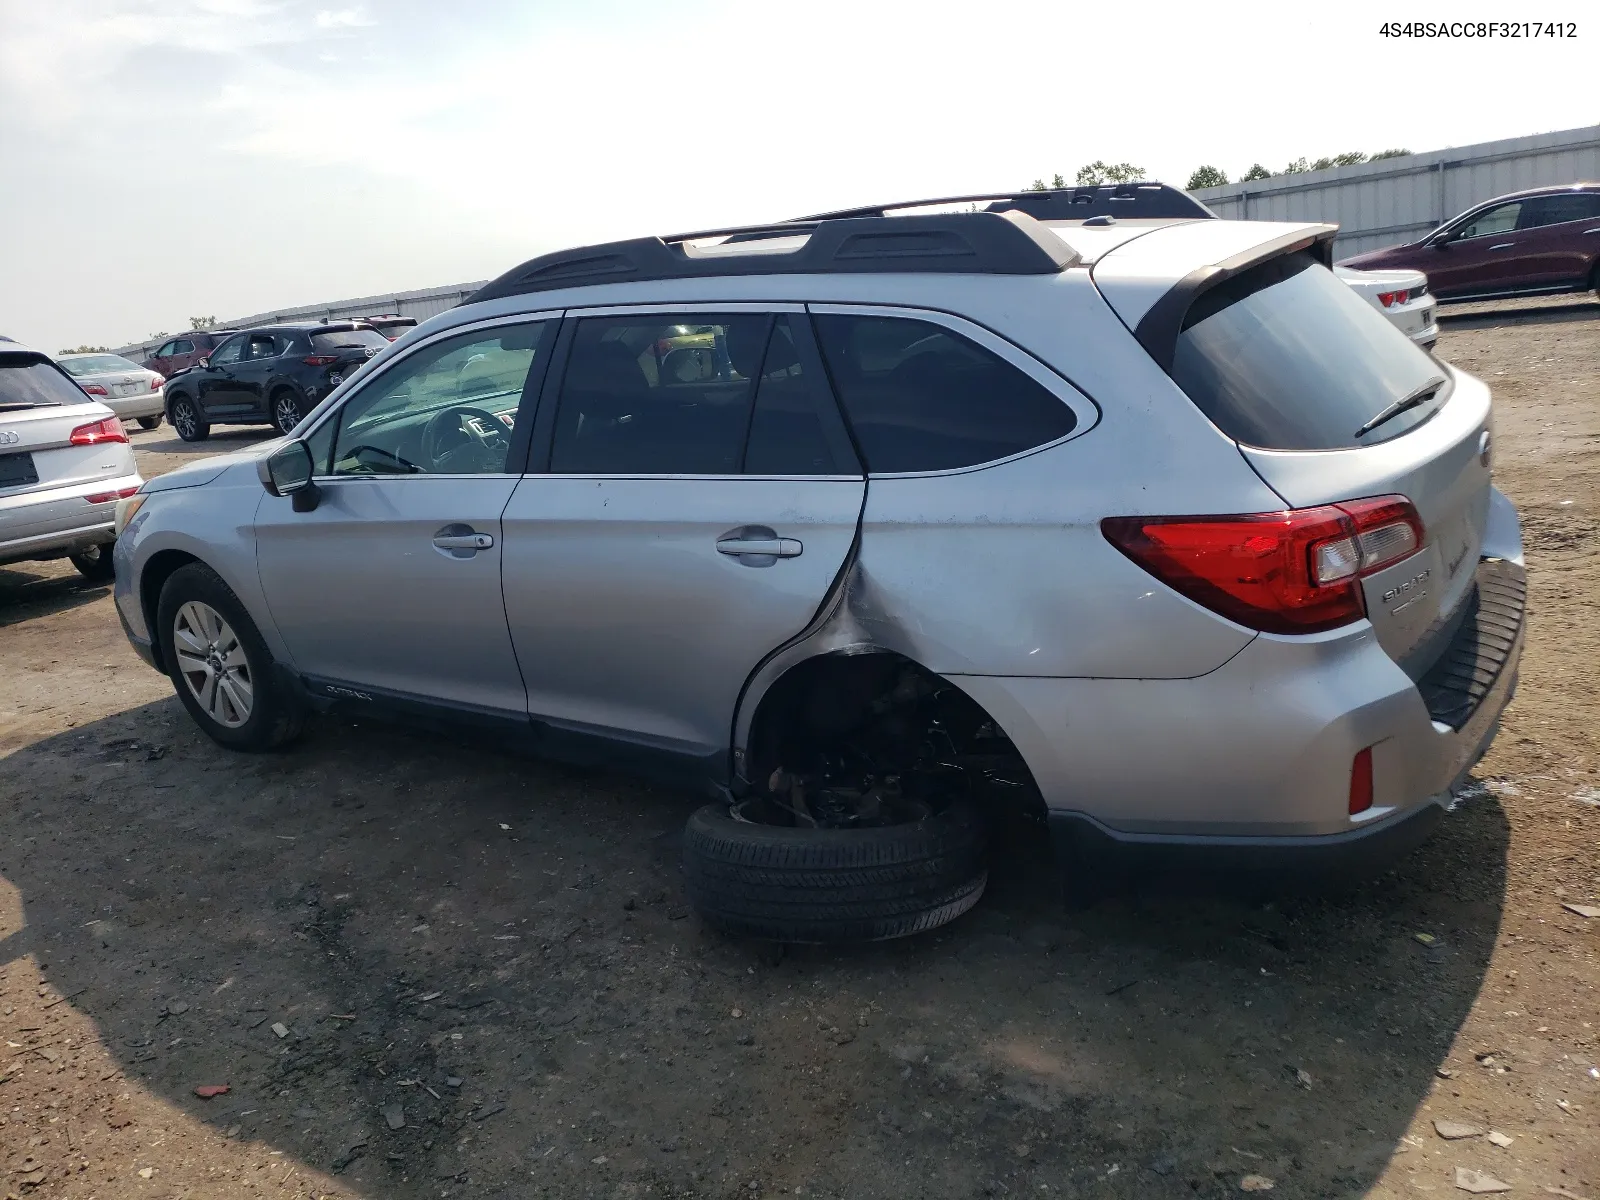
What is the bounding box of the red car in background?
[142,329,238,377]
[1340,183,1600,302]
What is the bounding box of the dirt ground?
[2,298,1597,1200]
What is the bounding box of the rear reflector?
[1349,746,1374,815]
[69,416,129,446]
[1101,495,1425,635]
[85,485,141,504]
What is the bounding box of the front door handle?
[1488,242,1516,250]
[717,525,802,565]
[433,524,494,558]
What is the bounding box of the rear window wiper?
[1354,376,1447,440]
[0,401,56,411]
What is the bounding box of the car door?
[149,339,181,376]
[1425,200,1524,296]
[1503,192,1600,288]
[500,306,865,775]
[254,315,557,720]
[194,332,248,416]
[232,333,280,416]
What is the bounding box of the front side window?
[550,313,768,474]
[328,321,551,476]
[208,335,245,366]
[812,314,1077,473]
[156,341,178,357]
[1455,203,1521,240]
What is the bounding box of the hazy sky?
[1,0,1593,353]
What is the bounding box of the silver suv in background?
[111,185,1524,941]
[1,337,142,580]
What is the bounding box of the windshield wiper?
[1354,376,1446,440]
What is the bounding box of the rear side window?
[551,313,769,474]
[0,358,93,409]
[812,315,1076,473]
[743,316,858,475]
[1518,192,1600,228]
[311,328,391,353]
[1172,253,1447,451]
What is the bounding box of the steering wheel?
[420,405,509,472]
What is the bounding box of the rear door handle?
[433,524,494,558]
[1488,242,1516,250]
[717,526,802,564]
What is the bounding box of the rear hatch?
[1,354,128,497]
[1097,230,1490,673]
[309,326,391,387]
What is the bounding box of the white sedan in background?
[1335,266,1439,350]
[55,352,166,429]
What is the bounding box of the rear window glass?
[812,315,1076,473]
[1,358,93,409]
[58,354,142,376]
[1171,252,1447,450]
[311,328,391,353]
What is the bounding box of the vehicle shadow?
[0,700,1505,1199]
[1438,298,1599,330]
[0,563,109,628]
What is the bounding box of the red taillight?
[1349,747,1374,815]
[85,485,141,504]
[302,354,339,367]
[69,416,129,446]
[1101,495,1425,635]
[149,376,164,390]
[80,383,109,396]
[1376,291,1397,307]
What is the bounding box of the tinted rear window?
[1171,252,1447,450]
[311,328,391,353]
[0,357,93,409]
[59,354,142,376]
[812,315,1077,473]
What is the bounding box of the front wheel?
[682,796,988,943]
[157,563,304,751]
[271,390,304,436]
[69,543,116,582]
[169,395,209,442]
[137,415,162,431]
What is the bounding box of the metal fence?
[1192,123,1600,260]
[115,279,488,362]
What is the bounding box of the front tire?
[271,390,304,436]
[137,415,162,431]
[169,395,209,442]
[157,563,304,751]
[682,797,988,943]
[69,543,115,582]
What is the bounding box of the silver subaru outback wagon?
[113,184,1524,941]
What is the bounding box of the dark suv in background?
[1340,182,1600,301]
[162,321,391,441]
[142,329,238,378]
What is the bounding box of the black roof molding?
[1133,225,1339,373]
[797,182,1216,223]
[468,210,1080,304]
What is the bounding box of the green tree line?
[1027,151,1414,194]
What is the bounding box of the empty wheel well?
[139,549,201,670]
[741,650,1045,825]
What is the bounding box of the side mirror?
[198,356,212,369]
[1432,230,1456,248]
[258,439,320,511]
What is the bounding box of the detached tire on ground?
[682,799,988,943]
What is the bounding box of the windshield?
[311,328,391,353]
[1170,252,1447,450]
[0,357,95,410]
[59,354,142,376]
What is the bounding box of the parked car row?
[109,182,1525,942]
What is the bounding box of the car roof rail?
[468,209,1080,304]
[794,182,1216,223]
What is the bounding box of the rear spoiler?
[1133,226,1338,372]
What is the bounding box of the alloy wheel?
[172,400,198,439]
[172,601,253,728]
[274,394,301,435]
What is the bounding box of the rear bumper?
[106,392,164,421]
[0,472,141,566]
